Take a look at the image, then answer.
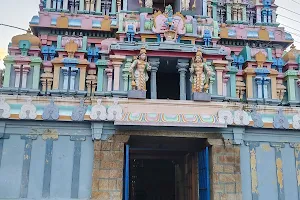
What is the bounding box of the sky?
[0,0,299,68]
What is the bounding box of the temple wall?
[0,121,93,200]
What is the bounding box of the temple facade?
[1,0,300,200]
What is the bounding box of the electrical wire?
[0,23,27,32]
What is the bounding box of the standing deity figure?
[190,49,212,93]
[129,47,151,91]
[181,0,190,11]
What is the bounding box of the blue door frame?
[198,146,210,200]
[124,144,130,200]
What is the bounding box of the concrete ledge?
[128,90,146,99]
[192,92,211,102]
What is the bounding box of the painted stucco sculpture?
[251,107,264,128]
[0,97,10,119]
[152,5,186,42]
[71,99,88,121]
[218,109,234,125]
[129,47,151,91]
[90,99,107,120]
[190,48,212,93]
[19,99,37,120]
[273,108,289,129]
[107,99,122,120]
[42,99,59,120]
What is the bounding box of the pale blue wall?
[0,121,94,200]
[239,128,300,200]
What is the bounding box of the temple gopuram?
[1,0,300,199]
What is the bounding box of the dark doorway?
[130,159,175,200]
[126,136,209,200]
[157,58,180,100]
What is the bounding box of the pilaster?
[269,70,278,100]
[284,70,298,101]
[79,65,87,91]
[3,61,13,88]
[95,0,102,14]
[96,59,108,92]
[228,67,238,98]
[110,55,126,92]
[148,57,160,99]
[105,61,113,92]
[110,0,117,15]
[213,60,228,96]
[244,67,255,98]
[122,57,133,92]
[177,59,190,100]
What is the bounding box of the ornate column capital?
[176,59,189,72]
[148,57,160,72]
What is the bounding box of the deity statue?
[129,47,151,91]
[181,0,190,11]
[190,49,212,93]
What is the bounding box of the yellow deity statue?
[190,49,212,93]
[129,47,151,91]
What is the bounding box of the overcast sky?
[0,0,299,68]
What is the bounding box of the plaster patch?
[261,144,271,152]
[276,158,284,189]
[42,129,59,140]
[250,148,258,194]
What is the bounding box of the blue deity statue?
[126,24,135,42]
[203,30,212,47]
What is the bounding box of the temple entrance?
[124,136,210,200]
[156,58,180,100]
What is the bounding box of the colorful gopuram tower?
[1,0,300,200]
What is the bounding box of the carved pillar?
[71,68,79,90]
[111,0,116,15]
[117,0,121,12]
[96,59,107,92]
[52,65,62,90]
[222,74,230,96]
[149,57,160,99]
[96,0,102,14]
[57,0,62,10]
[32,63,41,90]
[52,0,57,10]
[62,67,70,90]
[284,70,298,101]
[63,0,69,11]
[3,62,13,88]
[226,5,232,21]
[255,76,263,98]
[122,57,132,91]
[79,66,87,91]
[40,67,53,93]
[177,59,189,100]
[242,6,247,22]
[263,77,270,99]
[110,55,126,91]
[105,61,113,92]
[79,0,85,12]
[46,0,51,9]
[14,64,21,88]
[244,68,255,98]
[213,60,228,96]
[272,10,277,23]
[256,7,261,23]
[21,65,31,89]
[86,68,97,96]
[269,71,278,99]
